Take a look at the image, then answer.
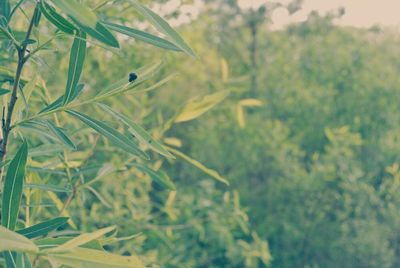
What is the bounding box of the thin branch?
[0,4,38,163]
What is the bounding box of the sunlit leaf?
[49,226,116,252]
[35,237,103,251]
[46,247,144,268]
[0,226,39,253]
[166,146,229,185]
[175,91,229,123]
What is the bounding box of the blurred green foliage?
[2,0,400,267]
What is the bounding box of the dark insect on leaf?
[129,72,138,82]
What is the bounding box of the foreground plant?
[0,0,232,267]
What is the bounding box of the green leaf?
[98,104,174,158]
[72,19,119,48]
[33,5,42,27]
[40,0,77,34]
[0,0,10,22]
[175,91,229,123]
[29,144,65,157]
[0,88,10,95]
[131,163,176,190]
[49,226,116,252]
[40,84,84,114]
[1,141,28,230]
[4,251,16,268]
[46,247,144,268]
[16,217,69,239]
[0,226,39,253]
[94,61,162,99]
[16,252,32,268]
[21,39,36,46]
[166,146,229,185]
[45,120,76,149]
[130,0,195,57]
[50,0,97,28]
[66,110,149,159]
[63,32,86,105]
[103,21,180,51]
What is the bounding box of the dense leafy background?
[1,0,400,267]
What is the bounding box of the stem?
[249,19,258,96]
[0,5,38,162]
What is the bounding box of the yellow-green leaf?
[166,146,229,185]
[0,226,39,253]
[49,226,116,252]
[175,91,229,123]
[46,247,144,268]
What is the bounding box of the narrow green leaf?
[103,21,180,51]
[66,110,149,159]
[4,251,16,268]
[0,88,10,95]
[73,19,119,48]
[63,32,86,105]
[98,104,174,158]
[33,5,42,27]
[46,247,144,268]
[1,141,28,230]
[29,144,65,157]
[45,120,76,149]
[0,0,10,22]
[50,0,97,28]
[40,0,77,34]
[131,163,176,190]
[95,61,162,99]
[175,91,229,123]
[49,226,116,252]
[16,217,68,239]
[166,146,229,185]
[130,0,195,57]
[16,252,32,268]
[0,226,39,253]
[40,84,84,114]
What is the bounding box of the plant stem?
[0,5,38,163]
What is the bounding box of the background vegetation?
[1,0,400,267]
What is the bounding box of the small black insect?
[129,72,138,82]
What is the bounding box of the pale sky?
[158,0,400,29]
[268,0,400,29]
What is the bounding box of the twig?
[0,4,39,168]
